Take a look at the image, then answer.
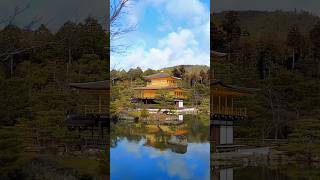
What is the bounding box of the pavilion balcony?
[134,94,186,99]
[84,105,108,114]
[211,105,247,117]
[134,96,156,99]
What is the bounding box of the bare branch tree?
[24,16,43,30]
[0,1,50,77]
[110,0,136,53]
[0,2,31,26]
[110,0,129,27]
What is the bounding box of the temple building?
[66,80,109,136]
[211,51,258,152]
[133,73,186,108]
[69,80,109,115]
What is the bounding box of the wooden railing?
[234,138,288,147]
[84,105,108,114]
[135,95,186,99]
[82,135,109,146]
[211,105,247,116]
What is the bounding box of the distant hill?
[213,10,320,39]
[161,65,209,75]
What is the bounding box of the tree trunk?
[276,105,281,140]
[10,55,13,77]
[292,48,295,70]
[78,63,81,82]
[268,89,277,140]
[67,47,71,83]
[53,60,56,82]
[296,107,300,121]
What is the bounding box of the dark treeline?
[111,65,210,86]
[212,11,320,157]
[0,17,108,178]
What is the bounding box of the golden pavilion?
[133,72,186,108]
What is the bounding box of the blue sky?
[111,0,210,71]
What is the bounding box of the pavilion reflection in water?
[113,121,189,154]
[140,123,188,154]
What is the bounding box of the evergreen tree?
[286,24,305,70]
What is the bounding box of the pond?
[110,114,210,180]
[212,164,320,180]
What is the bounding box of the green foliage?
[184,114,210,142]
[155,89,175,111]
[0,126,24,175]
[0,78,30,125]
[143,68,157,76]
[214,11,320,156]
[140,108,149,119]
[110,80,135,116]
[286,117,320,157]
[0,17,108,177]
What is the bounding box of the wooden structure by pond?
[69,80,109,114]
[133,72,186,108]
[211,51,258,151]
[66,80,109,146]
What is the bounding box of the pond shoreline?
[212,147,320,166]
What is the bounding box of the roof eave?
[211,80,260,94]
[69,80,109,90]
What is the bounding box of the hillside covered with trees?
[212,10,320,159]
[0,18,108,179]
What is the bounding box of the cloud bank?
[111,0,210,71]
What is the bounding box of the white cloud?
[164,158,194,180]
[159,29,198,50]
[122,139,145,158]
[111,28,209,70]
[124,0,145,26]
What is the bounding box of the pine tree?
[286,24,305,70]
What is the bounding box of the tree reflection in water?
[110,114,210,180]
[111,114,209,153]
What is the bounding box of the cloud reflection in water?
[110,138,209,180]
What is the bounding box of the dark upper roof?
[69,80,109,90]
[211,51,227,58]
[143,73,180,80]
[211,79,259,94]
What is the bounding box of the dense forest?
[212,10,320,158]
[0,18,108,179]
[110,65,210,118]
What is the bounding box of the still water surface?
[110,115,210,180]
